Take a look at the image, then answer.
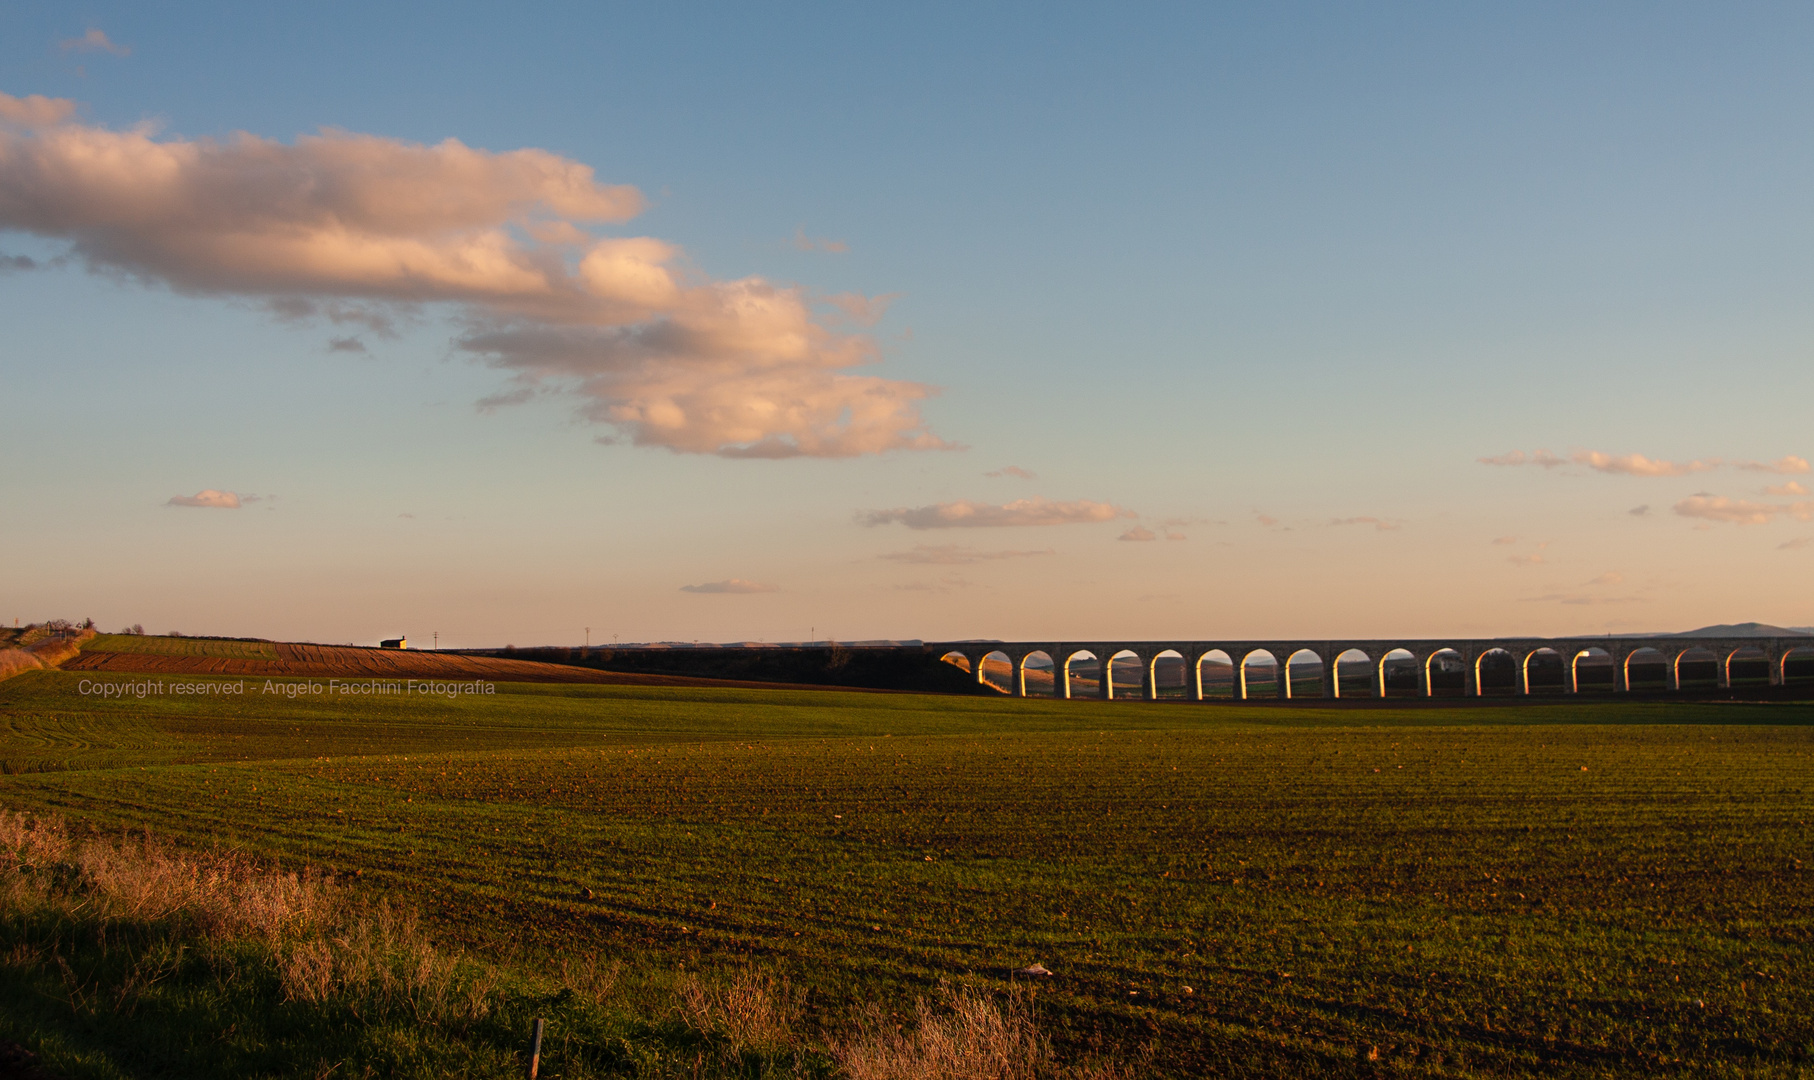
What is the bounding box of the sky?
[3,2,1813,647]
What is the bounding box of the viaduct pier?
[928,635,1814,700]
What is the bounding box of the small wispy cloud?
[823,291,898,327]
[1629,505,1651,517]
[985,465,1036,480]
[680,579,779,594]
[1508,553,1544,565]
[1765,481,1809,497]
[878,545,1052,565]
[1673,495,1814,526]
[892,575,974,593]
[327,336,367,353]
[166,489,240,509]
[1482,449,1809,477]
[1330,516,1400,531]
[1585,571,1624,586]
[1491,536,1518,545]
[861,497,1134,530]
[1780,537,1813,550]
[61,28,130,56]
[0,252,35,271]
[792,226,849,254]
[1118,526,1156,541]
[1256,513,1279,527]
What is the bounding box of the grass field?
[1,669,1811,1077]
[79,633,282,659]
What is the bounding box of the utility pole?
[585,627,590,648]
[433,631,438,650]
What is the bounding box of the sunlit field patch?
[1,670,1810,1077]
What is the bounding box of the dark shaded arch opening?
[1197,649,1235,700]
[1784,646,1814,685]
[1726,646,1769,687]
[1676,647,1719,690]
[1523,648,1566,693]
[1426,648,1466,696]
[1334,649,1375,699]
[1625,647,1669,691]
[1019,650,1055,697]
[1571,647,1613,693]
[1380,648,1419,697]
[1476,648,1518,695]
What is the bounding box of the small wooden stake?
[527,1016,544,1079]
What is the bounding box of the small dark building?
[380,637,407,650]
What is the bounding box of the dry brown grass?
[0,810,495,1027]
[678,966,801,1052]
[835,984,1130,1080]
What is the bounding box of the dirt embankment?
[0,629,97,683]
[60,640,866,690]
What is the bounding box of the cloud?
[1118,526,1156,541]
[1483,449,1809,477]
[791,226,848,254]
[1764,481,1809,497]
[877,544,1052,565]
[1780,537,1813,550]
[0,252,32,271]
[0,94,950,458]
[1585,571,1624,586]
[679,579,779,594]
[1520,593,1650,606]
[1672,495,1814,526]
[1330,516,1400,531]
[1736,456,1810,474]
[60,29,130,56]
[860,497,1134,529]
[1491,536,1518,545]
[821,291,899,327]
[1256,514,1279,527]
[1629,505,1651,516]
[0,93,76,130]
[166,489,240,508]
[1508,554,1544,565]
[1479,450,1567,468]
[327,336,367,353]
[1163,529,1186,541]
[985,465,1036,480]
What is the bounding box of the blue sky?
[4,3,1812,645]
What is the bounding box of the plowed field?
[66,637,786,688]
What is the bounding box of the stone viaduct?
[928,635,1813,700]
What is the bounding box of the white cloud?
[860,497,1134,529]
[1118,526,1156,541]
[679,579,779,594]
[166,489,240,508]
[0,93,949,458]
[60,29,130,56]
[877,545,1052,565]
[985,465,1036,480]
[1673,495,1814,526]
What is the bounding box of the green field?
[2,669,1811,1077]
[78,633,281,659]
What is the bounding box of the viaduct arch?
[929,635,1809,700]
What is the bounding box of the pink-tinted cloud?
[985,465,1036,480]
[679,579,779,594]
[0,94,950,458]
[1736,456,1810,474]
[1585,571,1624,586]
[60,29,129,56]
[791,226,848,254]
[1764,480,1809,497]
[1330,516,1400,531]
[861,497,1135,529]
[1483,448,1808,477]
[822,291,899,327]
[1118,526,1156,541]
[166,489,240,508]
[877,545,1052,565]
[1672,495,1814,525]
[1479,450,1567,468]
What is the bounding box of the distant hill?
[1673,623,1814,638]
